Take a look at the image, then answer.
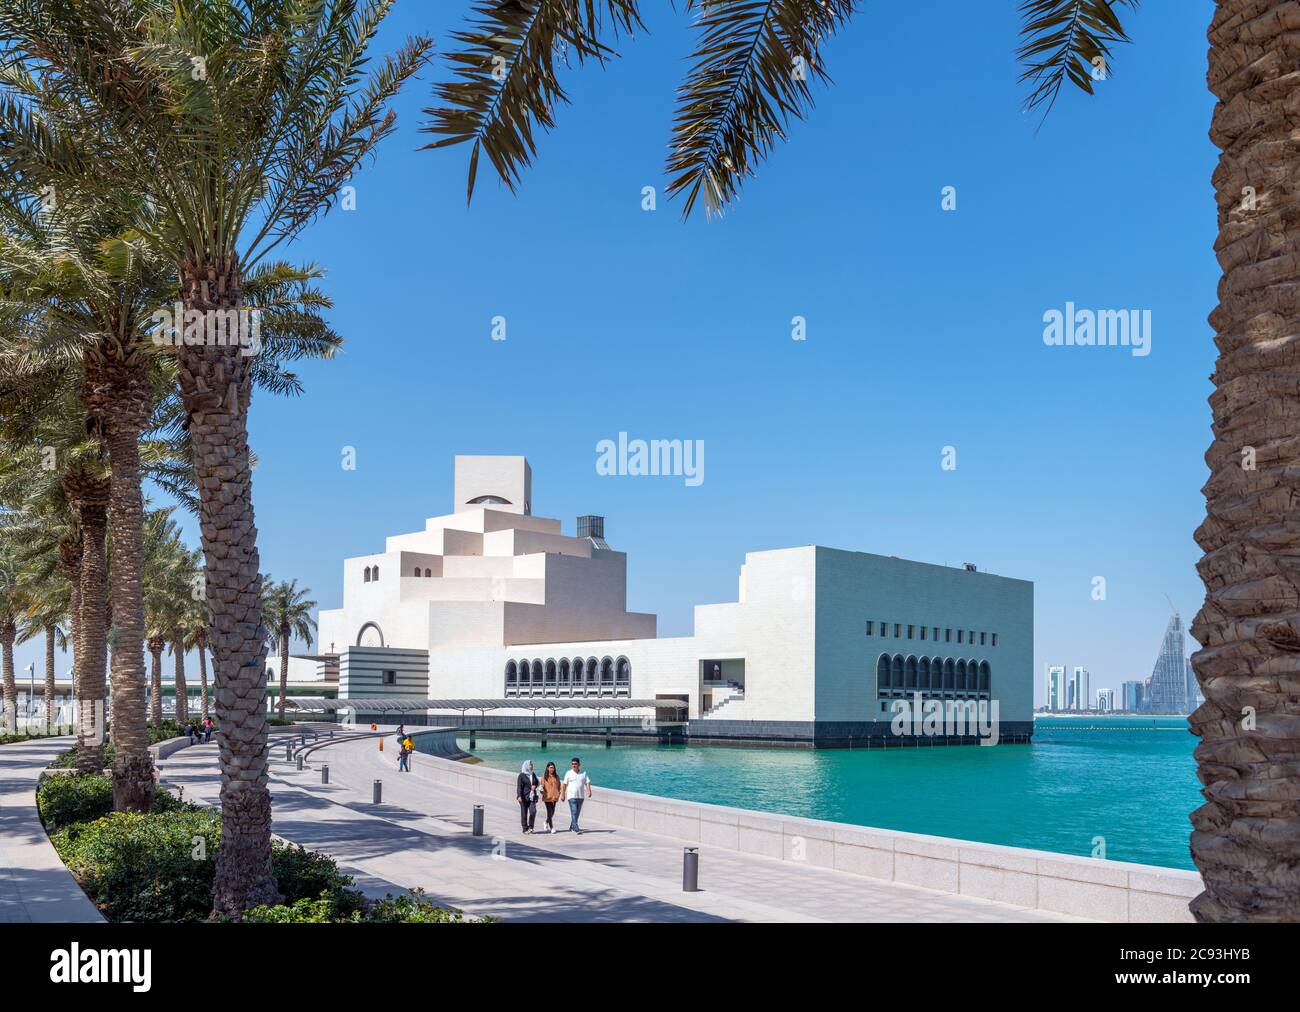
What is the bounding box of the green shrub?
[244,887,466,924]
[52,809,223,922]
[271,843,362,911]
[364,888,465,923]
[38,774,114,832]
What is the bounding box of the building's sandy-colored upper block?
[454,455,530,515]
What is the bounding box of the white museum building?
[283,455,1034,746]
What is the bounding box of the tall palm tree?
[0,179,344,806]
[184,581,211,723]
[19,568,70,733]
[0,543,22,734]
[0,1,431,916]
[261,577,317,720]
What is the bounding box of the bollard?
[321,765,329,784]
[683,847,700,892]
[372,780,382,804]
[284,742,292,761]
[472,804,484,836]
[296,754,304,771]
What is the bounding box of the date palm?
[19,566,70,733]
[0,543,23,734]
[261,577,316,720]
[184,579,211,722]
[0,0,431,916]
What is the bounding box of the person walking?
[397,736,410,772]
[202,717,214,743]
[540,761,562,834]
[561,756,592,834]
[516,760,539,834]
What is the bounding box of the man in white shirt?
[561,756,593,834]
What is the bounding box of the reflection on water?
[462,716,1199,869]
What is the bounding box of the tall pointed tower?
[1147,611,1188,714]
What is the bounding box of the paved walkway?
[161,732,1083,923]
[0,737,103,923]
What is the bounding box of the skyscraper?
[1147,612,1189,714]
[1185,657,1203,711]
[1121,680,1145,712]
[1046,665,1065,711]
[1096,687,1115,712]
[1071,666,1090,712]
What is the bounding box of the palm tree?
[0,543,22,734]
[19,569,70,733]
[184,581,211,722]
[169,542,201,723]
[261,578,317,720]
[0,1,431,916]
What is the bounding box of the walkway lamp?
[26,664,35,723]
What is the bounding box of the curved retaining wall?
[412,745,1200,923]
[406,728,473,762]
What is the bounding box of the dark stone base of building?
[361,711,1034,750]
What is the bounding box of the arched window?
[545,659,557,684]
[943,658,955,690]
[904,656,917,689]
[600,657,614,683]
[559,659,570,683]
[891,654,904,689]
[363,566,371,582]
[373,565,379,581]
[877,655,891,690]
[518,660,530,685]
[586,658,598,685]
[531,659,544,689]
[956,660,968,691]
[505,661,518,685]
[979,660,990,692]
[573,658,585,684]
[616,657,631,683]
[919,657,931,690]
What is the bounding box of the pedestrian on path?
[398,737,411,772]
[517,760,539,833]
[540,761,562,833]
[561,756,592,834]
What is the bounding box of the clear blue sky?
[15,2,1218,704]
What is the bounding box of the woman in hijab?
[516,760,539,834]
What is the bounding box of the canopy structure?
[284,696,688,715]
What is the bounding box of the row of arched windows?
[877,654,991,694]
[363,565,380,582]
[411,568,433,577]
[506,655,631,696]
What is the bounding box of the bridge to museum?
[284,696,690,747]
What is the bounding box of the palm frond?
[422,0,643,204]
[1017,0,1139,123]
[665,0,855,220]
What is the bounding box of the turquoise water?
[462,716,1200,870]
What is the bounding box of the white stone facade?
[316,456,1034,744]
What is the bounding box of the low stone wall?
[415,744,1200,923]
[149,736,193,762]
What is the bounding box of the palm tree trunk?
[43,625,56,734]
[177,254,278,917]
[1192,0,1300,923]
[95,364,156,811]
[1,626,15,736]
[173,640,188,723]
[149,642,163,728]
[66,473,109,774]
[57,539,80,733]
[278,629,289,720]
[199,639,209,721]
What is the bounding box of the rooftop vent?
[577,515,609,550]
[963,563,977,572]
